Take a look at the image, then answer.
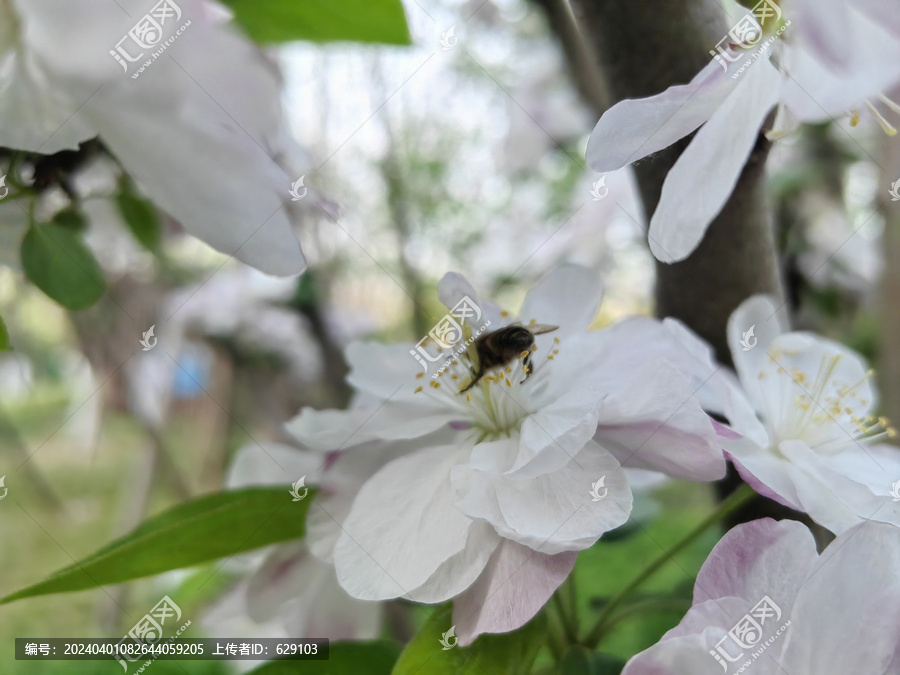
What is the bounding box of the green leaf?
[51,207,87,232]
[20,222,105,310]
[116,185,162,251]
[248,641,401,674]
[221,0,411,45]
[0,315,10,351]
[1,487,312,604]
[392,605,546,675]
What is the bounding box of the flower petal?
[226,443,321,488]
[287,404,456,451]
[594,362,725,481]
[345,341,425,400]
[452,540,576,646]
[779,521,900,675]
[779,440,900,533]
[692,518,817,613]
[783,6,900,121]
[405,522,500,603]
[726,294,790,416]
[648,59,781,263]
[517,265,603,340]
[333,443,475,600]
[508,384,605,478]
[451,440,632,554]
[622,597,762,675]
[84,89,306,275]
[586,60,734,172]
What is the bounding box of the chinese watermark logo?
[139,325,157,351]
[890,479,900,502]
[289,476,308,502]
[115,596,189,672]
[0,175,8,200]
[110,0,191,79]
[410,297,490,378]
[0,475,7,501]
[440,26,458,50]
[710,0,788,78]
[590,176,609,201]
[289,176,308,201]
[889,178,900,202]
[739,325,757,351]
[439,625,457,650]
[589,476,608,502]
[709,596,790,673]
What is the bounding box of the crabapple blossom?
[287,265,727,644]
[622,517,900,674]
[711,295,900,534]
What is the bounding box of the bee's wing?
[528,323,559,335]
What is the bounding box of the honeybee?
[459,322,559,393]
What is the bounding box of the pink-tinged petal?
[406,522,500,603]
[452,540,577,647]
[517,266,603,340]
[333,443,474,600]
[726,449,801,510]
[648,59,781,263]
[780,521,900,674]
[586,60,734,172]
[659,596,747,641]
[594,362,726,481]
[712,419,742,440]
[692,518,816,615]
[724,436,805,511]
[451,441,632,554]
[622,598,756,675]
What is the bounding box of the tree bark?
[531,0,611,116]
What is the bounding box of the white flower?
[288,266,725,644]
[0,0,305,275]
[622,517,900,675]
[586,0,900,263]
[712,295,900,534]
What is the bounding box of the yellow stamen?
[865,100,897,136]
